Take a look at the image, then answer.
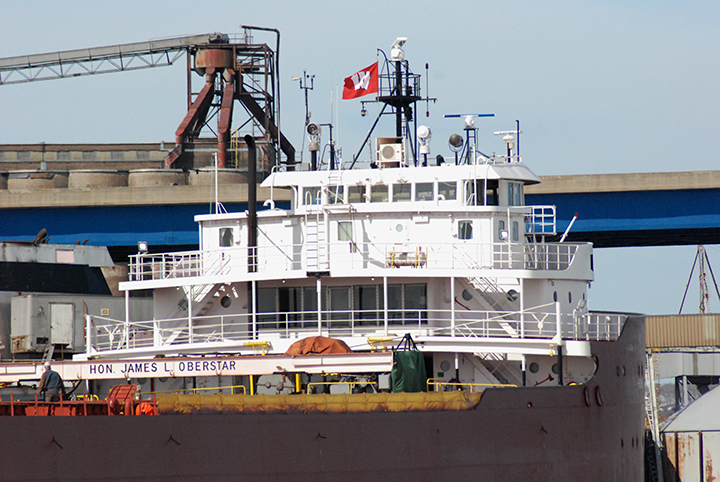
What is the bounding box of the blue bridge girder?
[1,170,720,260]
[525,171,720,248]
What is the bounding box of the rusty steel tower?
[0,30,295,172]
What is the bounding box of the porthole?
[568,292,572,303]
[221,295,232,308]
[553,291,557,302]
[440,360,451,372]
[551,364,559,374]
[462,290,473,301]
[529,362,540,374]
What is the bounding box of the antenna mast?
[699,245,710,313]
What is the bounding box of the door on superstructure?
[50,303,74,348]
[329,287,351,331]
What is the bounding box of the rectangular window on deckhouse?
[303,187,322,205]
[328,186,344,204]
[220,228,234,247]
[438,182,456,201]
[415,183,434,201]
[338,222,352,241]
[508,182,523,206]
[458,221,473,240]
[464,180,499,206]
[348,185,365,203]
[393,183,411,202]
[371,185,388,202]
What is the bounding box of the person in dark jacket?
[37,362,63,402]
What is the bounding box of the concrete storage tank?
[128,169,186,187]
[68,170,129,189]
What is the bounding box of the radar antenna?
[444,114,494,163]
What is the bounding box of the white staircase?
[460,278,519,338]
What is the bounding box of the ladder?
[645,351,660,444]
[644,350,664,482]
[305,210,327,270]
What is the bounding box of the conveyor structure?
[0,31,295,168]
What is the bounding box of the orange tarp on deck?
[284,336,352,355]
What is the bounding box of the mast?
[378,38,421,164]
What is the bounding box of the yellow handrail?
[146,384,247,397]
[244,340,271,355]
[75,394,100,401]
[426,378,517,392]
[367,337,393,352]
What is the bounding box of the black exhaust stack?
[244,135,257,272]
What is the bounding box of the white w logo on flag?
[351,70,372,91]
[342,62,378,99]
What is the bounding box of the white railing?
[128,249,232,281]
[526,205,557,235]
[85,305,626,355]
[127,241,581,282]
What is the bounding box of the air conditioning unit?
[376,137,404,167]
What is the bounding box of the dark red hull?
[0,317,645,481]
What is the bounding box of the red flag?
[342,62,379,100]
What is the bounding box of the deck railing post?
[383,277,388,336]
[252,280,257,340]
[520,278,525,338]
[451,276,456,337]
[554,300,563,345]
[85,314,94,354]
[316,276,322,336]
[188,291,193,343]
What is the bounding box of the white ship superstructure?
[72,132,624,390]
[69,38,629,392]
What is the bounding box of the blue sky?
[2,1,719,314]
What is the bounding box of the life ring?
[594,386,603,406]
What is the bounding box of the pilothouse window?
[328,186,344,204]
[438,182,456,201]
[303,187,322,205]
[486,180,499,205]
[508,182,523,206]
[393,183,411,202]
[371,184,388,202]
[415,183,434,201]
[464,180,498,206]
[348,185,365,203]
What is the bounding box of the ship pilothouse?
[89,37,626,391]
